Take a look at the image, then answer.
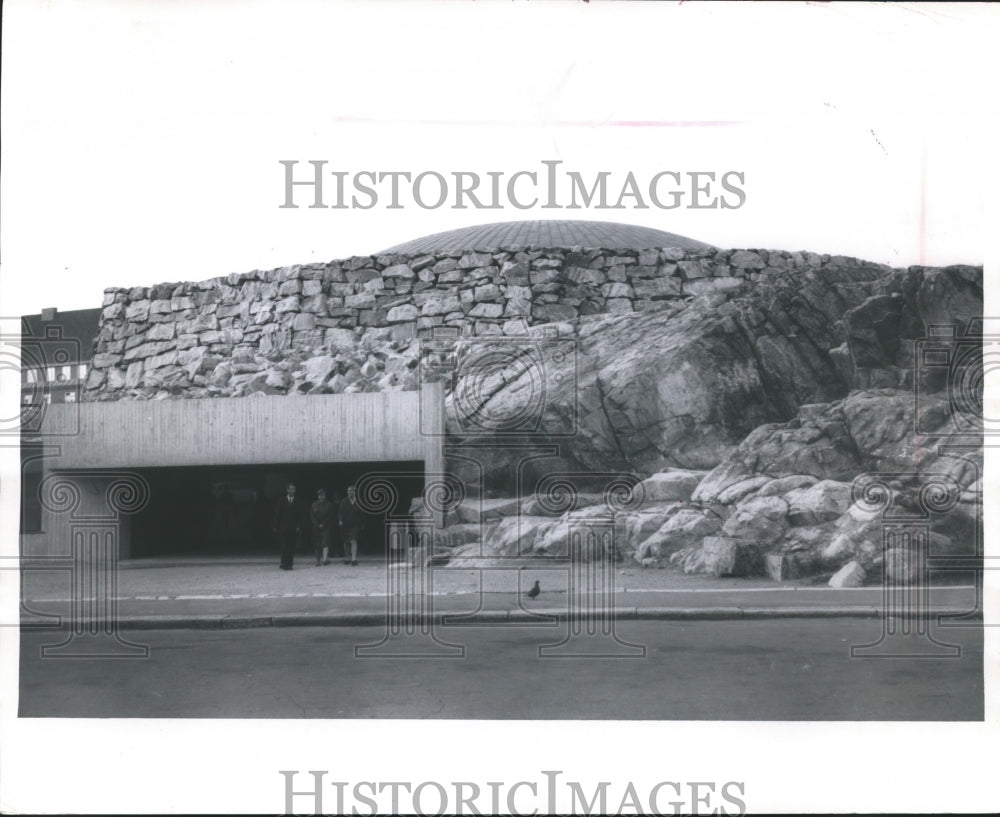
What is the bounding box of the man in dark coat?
[339,484,362,566]
[273,482,305,570]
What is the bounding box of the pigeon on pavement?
[526,580,541,600]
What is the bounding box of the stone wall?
[84,245,888,401]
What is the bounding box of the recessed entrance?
[128,461,425,558]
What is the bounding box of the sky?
[1,1,995,319]
[2,2,999,814]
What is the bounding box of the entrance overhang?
[40,383,444,469]
[29,383,445,559]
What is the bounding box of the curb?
[19,607,981,630]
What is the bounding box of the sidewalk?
[16,556,982,630]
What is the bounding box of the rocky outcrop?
[446,261,981,484]
[438,258,982,583]
[81,239,982,584]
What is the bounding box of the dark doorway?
[128,461,424,558]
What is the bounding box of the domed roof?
[379,220,711,255]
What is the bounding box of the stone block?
[292,313,316,331]
[502,319,530,335]
[92,352,123,368]
[729,250,766,269]
[677,259,708,279]
[469,302,503,319]
[358,309,387,327]
[458,252,492,269]
[632,277,682,299]
[702,537,760,577]
[683,277,744,297]
[566,266,605,286]
[145,350,179,370]
[300,294,328,314]
[474,283,501,301]
[345,293,376,309]
[274,296,301,314]
[602,282,634,299]
[344,267,380,285]
[474,321,502,335]
[265,370,290,390]
[529,269,559,286]
[432,258,458,275]
[125,301,150,321]
[500,261,530,284]
[387,304,419,323]
[146,323,176,341]
[123,341,176,362]
[829,560,866,588]
[410,255,435,272]
[343,256,374,272]
[391,322,417,341]
[532,303,577,322]
[606,298,634,314]
[382,263,415,279]
[421,296,461,316]
[101,303,125,321]
[504,298,531,317]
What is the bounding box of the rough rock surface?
[82,244,982,583]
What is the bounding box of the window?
[77,363,89,379]
[64,392,77,403]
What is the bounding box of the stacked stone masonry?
[84,245,887,401]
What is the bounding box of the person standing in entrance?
[310,488,335,566]
[339,484,361,566]
[273,483,304,570]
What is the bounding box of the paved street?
[16,557,982,627]
[19,618,983,720]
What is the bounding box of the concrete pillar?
[420,381,445,529]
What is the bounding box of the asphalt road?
[19,619,983,720]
